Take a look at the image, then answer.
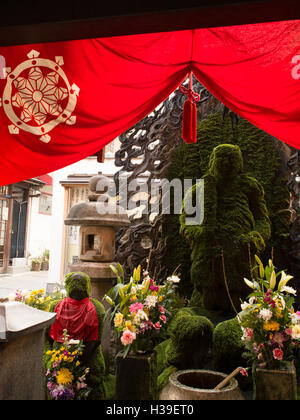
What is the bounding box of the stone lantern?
[64,173,130,302]
[64,173,130,361]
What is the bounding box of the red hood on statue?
[49,296,99,343]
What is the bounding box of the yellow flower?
[158,296,163,302]
[132,295,137,301]
[114,313,124,328]
[292,325,300,339]
[263,321,280,332]
[56,368,74,385]
[76,361,80,367]
[125,321,137,332]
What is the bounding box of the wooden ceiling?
[1,0,300,46]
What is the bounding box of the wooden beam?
[0,0,300,46]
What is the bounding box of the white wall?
[47,153,120,288]
[26,184,52,261]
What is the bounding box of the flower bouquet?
[104,263,180,358]
[8,288,65,311]
[45,329,91,400]
[239,255,300,370]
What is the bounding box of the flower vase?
[115,351,158,400]
[253,362,297,400]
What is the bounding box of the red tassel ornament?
[180,72,200,144]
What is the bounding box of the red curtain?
[0,20,300,185]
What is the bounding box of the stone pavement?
[0,271,49,299]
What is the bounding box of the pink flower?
[154,322,162,331]
[121,329,136,346]
[246,328,253,339]
[160,315,167,324]
[264,290,271,303]
[273,348,284,361]
[159,305,165,314]
[240,368,249,377]
[285,328,293,336]
[129,303,144,314]
[76,382,87,391]
[272,332,287,348]
[150,279,159,292]
[140,320,153,332]
[258,362,266,369]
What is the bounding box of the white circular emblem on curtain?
[0,50,79,143]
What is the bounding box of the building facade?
[0,178,48,274]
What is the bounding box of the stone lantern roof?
[64,173,130,229]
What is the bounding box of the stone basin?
[160,369,245,400]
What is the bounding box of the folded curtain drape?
[0,20,299,185]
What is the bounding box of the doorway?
[10,187,28,260]
[0,185,12,274]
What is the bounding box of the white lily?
[269,270,276,290]
[278,271,294,291]
[244,278,256,289]
[255,255,264,278]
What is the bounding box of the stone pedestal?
[0,302,56,400]
[116,352,158,400]
[69,261,116,300]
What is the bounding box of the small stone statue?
[180,144,271,313]
[44,272,106,400]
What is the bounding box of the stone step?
[6,266,31,275]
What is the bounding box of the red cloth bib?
[50,297,99,343]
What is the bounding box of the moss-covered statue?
[180,144,271,313]
[44,272,106,400]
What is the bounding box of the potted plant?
[31,258,42,272]
[238,255,300,400]
[41,249,50,271]
[104,263,180,400]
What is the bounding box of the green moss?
[103,374,116,400]
[179,144,271,313]
[64,272,92,300]
[212,317,245,373]
[163,112,291,305]
[165,308,214,370]
[155,339,171,375]
[157,366,178,395]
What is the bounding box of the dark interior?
[177,372,226,390]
